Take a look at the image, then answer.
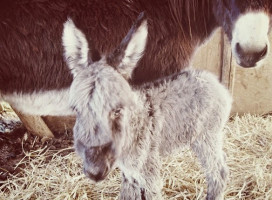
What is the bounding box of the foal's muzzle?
[83,167,110,182]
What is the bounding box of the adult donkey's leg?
[13,108,54,138]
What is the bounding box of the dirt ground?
[0,110,74,181]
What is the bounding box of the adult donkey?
[0,0,271,116]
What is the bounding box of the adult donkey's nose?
[235,42,268,68]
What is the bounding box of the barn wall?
[192,28,223,78]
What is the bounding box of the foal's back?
[141,69,232,155]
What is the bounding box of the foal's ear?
[107,12,148,80]
[62,19,91,77]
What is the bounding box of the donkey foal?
[62,14,232,200]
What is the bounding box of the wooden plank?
[192,28,223,78]
[220,33,233,89]
[13,108,54,138]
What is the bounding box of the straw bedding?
[0,114,271,200]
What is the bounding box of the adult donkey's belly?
[1,89,73,116]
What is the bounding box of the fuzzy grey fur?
[62,15,232,200]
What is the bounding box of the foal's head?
[62,13,147,182]
[214,0,271,67]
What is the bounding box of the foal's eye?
[110,108,122,119]
[114,109,122,116]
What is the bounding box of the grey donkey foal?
[62,13,232,200]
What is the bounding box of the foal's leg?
[120,173,143,200]
[140,157,163,200]
[120,157,163,200]
[191,132,229,200]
